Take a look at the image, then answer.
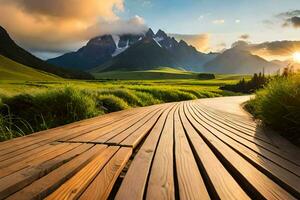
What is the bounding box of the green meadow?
[0,71,251,141]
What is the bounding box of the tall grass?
[97,95,129,112]
[0,83,233,141]
[246,75,300,145]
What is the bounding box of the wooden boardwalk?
[0,96,299,200]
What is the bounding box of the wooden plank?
[173,104,210,200]
[0,144,93,199]
[109,105,168,147]
[0,144,56,168]
[79,147,132,200]
[94,105,166,144]
[184,102,297,199]
[0,105,149,156]
[180,103,250,199]
[119,106,168,148]
[195,104,274,144]
[193,103,300,174]
[190,103,300,196]
[45,146,119,200]
[0,143,79,178]
[6,145,107,200]
[115,105,175,200]
[145,104,178,200]
[68,106,162,143]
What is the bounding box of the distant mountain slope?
[92,37,179,72]
[92,67,199,80]
[49,28,214,72]
[0,55,60,81]
[48,34,144,70]
[0,26,93,79]
[203,48,281,74]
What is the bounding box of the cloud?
[169,33,210,52]
[0,0,148,53]
[239,34,250,40]
[235,19,241,23]
[212,19,225,24]
[231,40,300,60]
[276,10,300,28]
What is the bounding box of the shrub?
[0,87,100,134]
[135,88,197,102]
[220,73,269,94]
[97,95,129,113]
[197,73,215,80]
[246,75,300,145]
[134,91,161,106]
[99,89,142,106]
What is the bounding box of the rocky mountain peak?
[87,35,115,47]
[155,29,168,39]
[145,28,155,38]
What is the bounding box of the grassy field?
[92,67,199,80]
[0,55,61,81]
[0,71,250,141]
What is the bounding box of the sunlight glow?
[293,52,300,63]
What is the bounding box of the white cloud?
[235,19,241,23]
[212,19,225,24]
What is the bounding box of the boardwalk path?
[0,96,299,199]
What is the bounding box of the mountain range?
[48,28,282,74]
[0,26,93,80]
[48,29,217,72]
[0,25,284,78]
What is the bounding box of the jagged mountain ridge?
[48,28,215,72]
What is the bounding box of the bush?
[221,73,269,94]
[197,73,215,80]
[246,75,300,145]
[135,88,197,102]
[0,87,100,134]
[134,91,161,106]
[97,95,129,113]
[99,89,142,106]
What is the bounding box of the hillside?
[0,26,93,80]
[204,47,281,74]
[92,67,199,80]
[0,55,60,81]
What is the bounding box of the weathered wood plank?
[115,105,175,200]
[96,105,166,145]
[6,145,107,200]
[193,103,300,174]
[68,106,162,143]
[180,103,249,199]
[174,104,210,200]
[145,104,178,200]
[184,102,297,199]
[45,146,118,200]
[190,103,300,196]
[79,147,132,200]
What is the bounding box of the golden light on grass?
[293,52,300,63]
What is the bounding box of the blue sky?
[0,0,299,59]
[121,0,300,53]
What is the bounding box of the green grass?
[92,67,199,80]
[0,73,249,141]
[246,74,300,145]
[0,55,61,81]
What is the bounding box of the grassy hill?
[0,26,93,80]
[92,67,200,80]
[0,55,60,81]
